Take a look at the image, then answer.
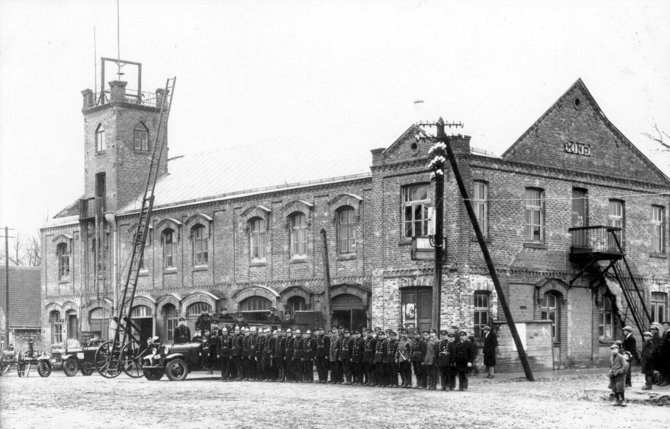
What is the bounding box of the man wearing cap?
[262,328,275,381]
[411,332,427,388]
[363,329,377,386]
[330,327,343,383]
[195,311,213,334]
[437,330,452,390]
[373,330,388,386]
[482,325,498,379]
[284,329,295,381]
[640,331,656,390]
[608,343,629,406]
[621,326,638,387]
[455,331,475,391]
[396,329,412,388]
[217,327,232,380]
[423,329,439,390]
[315,327,330,383]
[302,330,316,382]
[385,331,399,387]
[292,329,304,382]
[174,317,191,344]
[339,329,353,384]
[351,330,365,384]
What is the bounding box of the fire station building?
[41,76,670,369]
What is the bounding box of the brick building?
[41,71,670,368]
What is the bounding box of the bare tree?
[9,232,26,266]
[25,232,41,267]
[0,231,41,267]
[643,123,670,150]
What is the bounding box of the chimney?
[371,148,385,166]
[81,89,94,109]
[109,81,127,102]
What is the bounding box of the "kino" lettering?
[564,141,591,156]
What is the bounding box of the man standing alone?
[174,317,191,344]
[482,325,497,379]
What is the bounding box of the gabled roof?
[0,266,41,329]
[502,78,670,185]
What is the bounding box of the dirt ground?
[1,369,668,429]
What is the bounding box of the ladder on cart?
[95,77,176,378]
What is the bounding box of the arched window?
[131,305,152,318]
[337,207,356,254]
[289,212,307,257]
[133,122,149,151]
[239,296,272,322]
[163,304,179,343]
[540,292,560,342]
[57,243,70,280]
[286,296,306,314]
[249,218,266,260]
[192,225,208,266]
[187,302,211,316]
[50,310,63,344]
[162,229,175,268]
[95,124,106,153]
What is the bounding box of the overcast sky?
[1,0,669,237]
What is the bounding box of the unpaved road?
[1,370,668,428]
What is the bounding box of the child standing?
[608,344,629,407]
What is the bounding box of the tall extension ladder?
[95,77,176,378]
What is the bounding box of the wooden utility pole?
[431,161,444,332]
[320,229,332,331]
[432,118,534,381]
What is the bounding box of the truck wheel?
[143,368,163,381]
[64,357,79,377]
[37,360,52,377]
[166,358,188,381]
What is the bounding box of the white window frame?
[250,218,266,260]
[402,184,430,238]
[524,188,544,242]
[133,123,149,151]
[473,181,488,237]
[192,225,208,266]
[290,213,307,257]
[651,205,665,254]
[95,124,106,153]
[337,207,356,254]
[651,292,667,324]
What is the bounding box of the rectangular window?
[571,188,587,227]
[540,293,559,342]
[473,181,488,237]
[338,208,356,254]
[652,205,665,254]
[651,292,667,324]
[133,128,149,151]
[524,188,544,242]
[290,213,307,257]
[608,200,624,250]
[192,226,208,266]
[473,292,490,338]
[250,218,266,260]
[598,296,614,341]
[403,184,430,238]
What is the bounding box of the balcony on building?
[79,197,105,221]
[568,225,623,263]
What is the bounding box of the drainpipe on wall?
[104,212,118,329]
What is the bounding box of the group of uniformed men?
[189,323,484,391]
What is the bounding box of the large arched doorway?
[331,294,367,332]
[239,296,272,323]
[130,305,154,345]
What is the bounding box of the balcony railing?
[569,225,623,256]
[94,90,158,107]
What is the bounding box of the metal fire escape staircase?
[95,77,176,378]
[569,226,652,341]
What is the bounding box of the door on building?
[331,294,367,332]
[571,188,587,227]
[67,313,78,340]
[401,287,432,333]
[130,305,154,347]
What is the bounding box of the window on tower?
[133,123,149,152]
[95,124,106,153]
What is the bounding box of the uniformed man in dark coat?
[217,327,232,380]
[195,311,213,334]
[374,331,388,387]
[284,329,295,381]
[174,317,191,344]
[660,321,670,386]
[622,326,638,387]
[302,330,316,382]
[231,326,243,379]
[242,327,252,380]
[330,328,343,383]
[363,329,377,386]
[274,329,286,381]
[351,330,365,385]
[410,331,426,388]
[256,328,268,381]
[423,329,439,390]
[483,325,498,378]
[396,329,412,388]
[314,327,330,383]
[437,330,452,390]
[385,331,399,387]
[455,331,475,391]
[339,330,353,384]
[292,329,304,382]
